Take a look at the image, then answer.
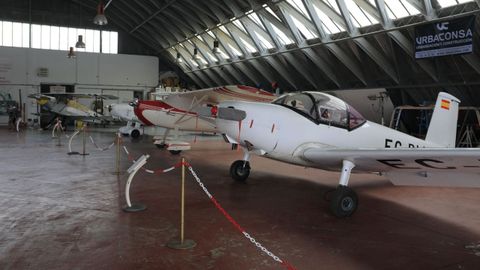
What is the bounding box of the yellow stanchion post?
[80,123,89,156]
[167,157,196,249]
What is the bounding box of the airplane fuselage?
[217,101,439,169]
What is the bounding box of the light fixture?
[93,1,108,25]
[67,47,76,58]
[75,35,86,48]
[212,40,221,54]
[176,52,183,63]
[192,47,200,60]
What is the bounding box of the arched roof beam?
[282,52,317,87]
[302,48,341,87]
[263,56,298,89]
[248,59,278,84]
[130,0,178,34]
[232,62,263,85]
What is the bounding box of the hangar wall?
[0,46,159,124]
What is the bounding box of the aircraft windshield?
[273,92,366,130]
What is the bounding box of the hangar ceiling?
[1,0,480,95]
[71,0,480,93]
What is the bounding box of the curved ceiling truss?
[77,0,480,91]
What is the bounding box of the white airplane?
[211,91,480,217]
[133,85,276,153]
[109,103,145,138]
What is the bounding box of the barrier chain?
[187,164,296,270]
[89,135,116,151]
[120,142,296,269]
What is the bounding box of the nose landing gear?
[230,160,250,181]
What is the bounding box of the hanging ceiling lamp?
[192,47,200,60]
[67,47,76,58]
[176,52,183,63]
[75,35,86,48]
[212,40,221,54]
[93,1,108,25]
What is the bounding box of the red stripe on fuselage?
[134,100,197,126]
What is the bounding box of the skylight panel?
[254,30,275,49]
[206,30,216,39]
[290,14,318,39]
[248,12,266,30]
[189,59,199,67]
[196,35,204,42]
[287,0,310,17]
[232,19,247,33]
[324,0,341,14]
[384,0,410,19]
[205,51,219,62]
[239,37,258,53]
[227,43,243,56]
[220,52,230,60]
[265,7,282,21]
[270,24,294,45]
[219,25,231,37]
[345,0,378,27]
[436,0,465,7]
[313,3,344,34]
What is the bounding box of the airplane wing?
[28,93,56,102]
[159,85,275,111]
[301,147,480,187]
[88,94,119,100]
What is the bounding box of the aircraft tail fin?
[425,92,460,147]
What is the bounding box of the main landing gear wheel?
[329,185,358,218]
[230,160,250,182]
[169,150,182,155]
[130,129,140,138]
[156,143,167,149]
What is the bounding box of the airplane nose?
[129,98,139,108]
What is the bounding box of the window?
[0,20,117,54]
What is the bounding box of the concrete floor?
[1,127,480,270]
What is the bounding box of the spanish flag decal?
[441,99,450,110]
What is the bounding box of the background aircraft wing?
[301,147,480,187]
[157,85,275,111]
[28,93,56,102]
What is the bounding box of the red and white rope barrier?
[89,135,115,151]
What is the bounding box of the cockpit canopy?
[273,92,366,130]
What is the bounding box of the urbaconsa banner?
[414,15,475,59]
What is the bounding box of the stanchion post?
[116,133,121,174]
[167,157,196,250]
[123,154,148,212]
[181,157,185,244]
[80,123,89,156]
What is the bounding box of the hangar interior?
[1,0,480,269]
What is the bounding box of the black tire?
[130,129,140,138]
[169,150,182,155]
[156,143,166,149]
[230,160,250,182]
[329,185,358,218]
